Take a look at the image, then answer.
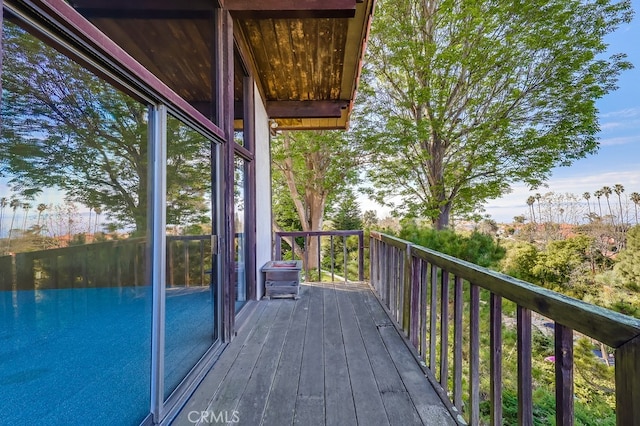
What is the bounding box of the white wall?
[254,84,272,300]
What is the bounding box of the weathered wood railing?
[0,235,212,291]
[275,230,365,282]
[370,231,640,425]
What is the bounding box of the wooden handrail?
[370,231,640,348]
[274,230,365,282]
[369,230,640,426]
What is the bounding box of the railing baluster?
[490,293,502,426]
[410,256,420,348]
[517,306,533,425]
[318,235,322,282]
[555,323,574,426]
[358,231,364,281]
[330,235,335,282]
[403,244,412,333]
[453,275,463,411]
[342,235,347,283]
[430,263,438,372]
[199,239,205,286]
[616,335,640,425]
[440,270,449,391]
[184,240,189,286]
[420,259,428,359]
[470,283,480,425]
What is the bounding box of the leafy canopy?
[359,0,633,228]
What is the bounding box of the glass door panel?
[163,115,217,399]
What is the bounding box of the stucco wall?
[254,84,272,300]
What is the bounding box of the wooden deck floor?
[172,282,457,426]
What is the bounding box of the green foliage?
[271,130,363,231]
[531,235,593,289]
[1,23,210,234]
[330,190,363,231]
[358,0,633,228]
[614,225,640,288]
[398,221,505,267]
[501,241,540,282]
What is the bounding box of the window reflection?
[234,156,247,311]
[0,21,151,424]
[164,115,216,399]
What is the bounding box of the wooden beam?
[70,0,215,19]
[266,100,348,118]
[222,0,356,19]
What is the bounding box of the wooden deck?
[171,282,457,426]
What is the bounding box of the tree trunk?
[433,202,452,230]
[304,196,325,272]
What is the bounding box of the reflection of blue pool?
[0,286,214,425]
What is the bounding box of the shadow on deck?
[171,282,457,426]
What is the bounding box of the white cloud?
[599,135,640,146]
[600,107,640,119]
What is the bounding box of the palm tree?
[583,192,592,218]
[535,193,542,223]
[526,196,536,223]
[594,190,603,218]
[630,192,640,224]
[87,205,94,237]
[614,184,625,224]
[21,203,32,233]
[36,203,47,234]
[0,197,7,238]
[7,198,20,252]
[601,186,614,224]
[93,206,102,235]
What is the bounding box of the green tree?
[583,191,592,218]
[615,225,640,287]
[330,190,363,231]
[359,0,633,229]
[362,210,379,229]
[271,130,363,269]
[531,235,593,290]
[0,197,7,238]
[1,23,209,235]
[631,192,640,224]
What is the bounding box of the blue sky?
[484,0,640,222]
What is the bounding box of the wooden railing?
[274,230,365,282]
[1,235,213,291]
[370,231,640,426]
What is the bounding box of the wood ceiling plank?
[267,100,348,118]
[223,0,356,19]
[272,19,297,100]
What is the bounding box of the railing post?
[555,323,574,426]
[274,234,282,260]
[616,334,640,425]
[517,306,533,426]
[490,293,502,426]
[358,230,364,281]
[469,283,480,425]
[402,243,412,334]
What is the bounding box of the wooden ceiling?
[69,0,374,130]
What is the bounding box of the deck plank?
[261,290,311,426]
[348,286,424,425]
[202,302,281,417]
[235,300,296,425]
[335,284,390,426]
[323,283,358,426]
[293,285,325,426]
[173,283,460,426]
[171,302,268,426]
